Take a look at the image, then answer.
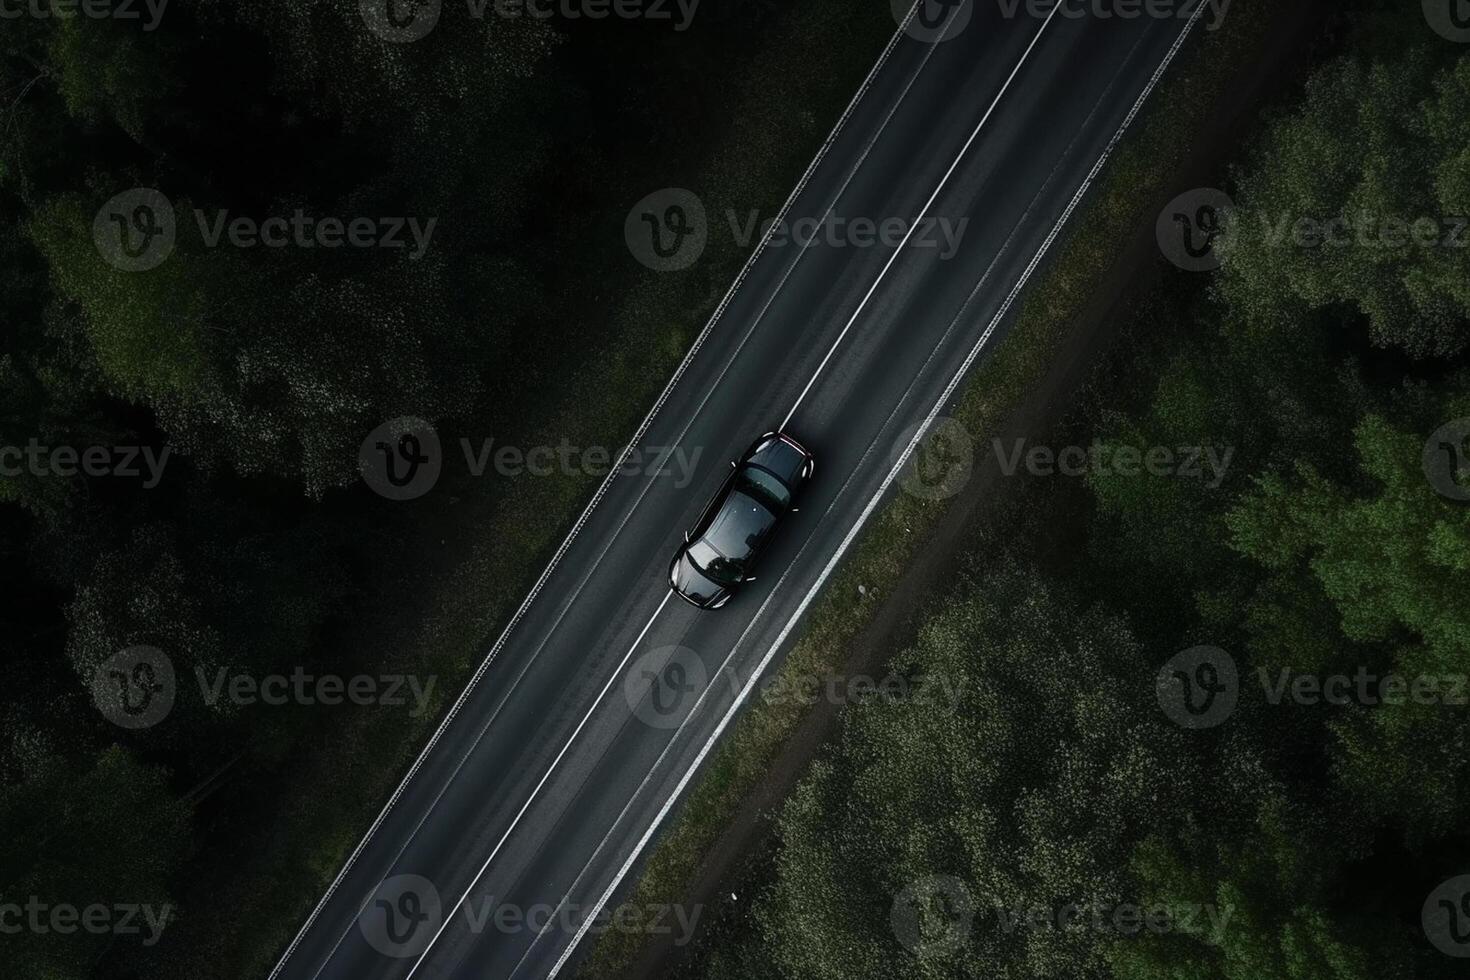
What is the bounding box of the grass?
[574,1,1283,976]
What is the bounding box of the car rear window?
[737,465,791,511]
[751,438,804,483]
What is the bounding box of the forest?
[0,1,893,976]
[693,3,1470,978]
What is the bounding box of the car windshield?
[736,464,791,511]
[687,541,744,586]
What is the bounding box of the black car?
[669,431,816,609]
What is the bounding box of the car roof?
[704,490,776,560]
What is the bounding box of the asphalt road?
[271,3,1210,978]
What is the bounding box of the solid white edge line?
[302,11,976,976]
[302,18,961,980]
[520,18,1167,959]
[546,5,1210,977]
[403,592,674,980]
[269,11,917,979]
[778,0,1063,431]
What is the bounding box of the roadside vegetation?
[580,0,1286,972]
[672,2,1470,978]
[0,3,893,977]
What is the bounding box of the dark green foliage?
[0,743,193,978]
[1218,30,1470,357]
[3,1,856,976]
[699,5,1470,979]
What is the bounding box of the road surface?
[271,2,1210,977]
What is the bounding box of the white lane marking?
[778,0,1064,431]
[522,23,1165,968]
[273,12,919,980]
[298,24,953,980]
[546,6,1211,977]
[401,593,675,980]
